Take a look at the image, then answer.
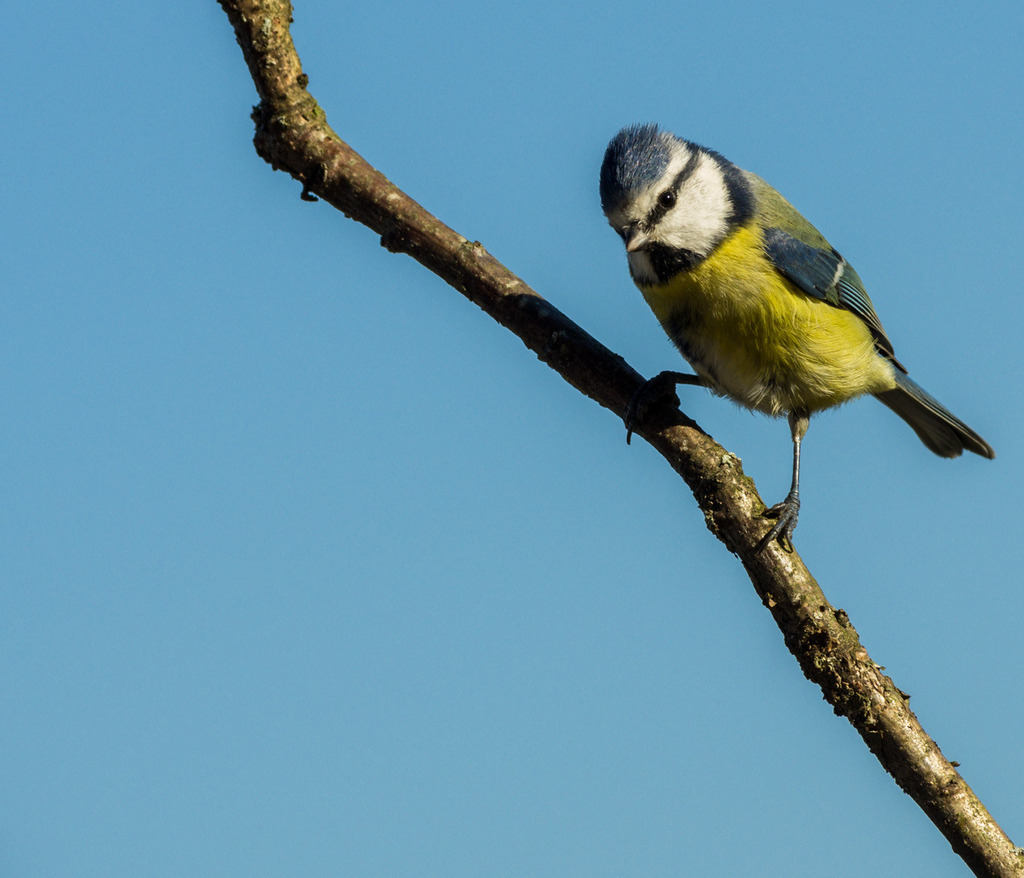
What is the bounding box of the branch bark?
[217,2,1021,874]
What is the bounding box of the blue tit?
[599,124,994,551]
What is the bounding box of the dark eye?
[657,190,676,209]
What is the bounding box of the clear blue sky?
[3,2,1022,875]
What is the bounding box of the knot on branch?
[379,225,408,253]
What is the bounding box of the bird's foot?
[757,491,800,553]
[624,371,699,444]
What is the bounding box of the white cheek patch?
[661,156,732,256]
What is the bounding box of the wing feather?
[762,227,903,370]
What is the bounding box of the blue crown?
[599,124,671,212]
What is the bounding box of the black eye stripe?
[645,150,701,226]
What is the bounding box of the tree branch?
[217,2,1021,874]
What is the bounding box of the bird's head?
[599,124,752,284]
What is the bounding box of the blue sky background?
[3,2,1022,875]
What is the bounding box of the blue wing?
[762,227,903,370]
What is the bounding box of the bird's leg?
[625,371,704,444]
[757,411,809,553]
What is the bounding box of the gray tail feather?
[873,372,994,459]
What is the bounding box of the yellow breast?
[638,225,896,416]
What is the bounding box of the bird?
[599,123,994,552]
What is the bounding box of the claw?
[756,411,809,553]
[757,491,800,553]
[624,371,703,445]
[623,396,644,445]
